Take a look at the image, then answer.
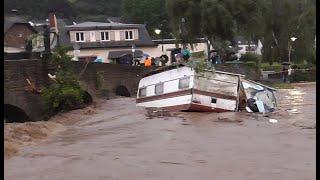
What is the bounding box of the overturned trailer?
[136,65,277,112]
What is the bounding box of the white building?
[234,36,262,59]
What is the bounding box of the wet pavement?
[4,83,316,180]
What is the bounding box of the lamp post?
[155,28,164,54]
[131,44,135,66]
[288,37,297,63]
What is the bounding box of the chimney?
[49,13,58,34]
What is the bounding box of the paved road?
[4,84,316,180]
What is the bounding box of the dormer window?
[100,31,110,41]
[75,32,85,42]
[125,30,134,40]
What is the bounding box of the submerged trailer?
[136,66,277,112]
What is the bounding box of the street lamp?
[288,37,297,63]
[155,27,164,54]
[290,37,297,42]
[154,29,161,35]
[131,44,135,66]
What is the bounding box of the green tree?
[122,0,172,38]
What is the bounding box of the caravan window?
[155,83,164,95]
[138,87,146,97]
[179,77,190,89]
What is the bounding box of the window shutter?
[133,29,139,40]
[96,31,100,41]
[110,31,115,41]
[84,32,90,42]
[70,31,75,42]
[120,31,125,40]
[90,31,96,42]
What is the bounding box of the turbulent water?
[4,83,316,180]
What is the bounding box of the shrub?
[41,47,87,114]
[191,51,205,58]
[42,83,85,113]
[94,71,104,89]
[239,53,261,63]
[184,60,214,73]
[240,53,262,69]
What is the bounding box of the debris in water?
[269,119,278,123]
[246,107,253,113]
[216,117,243,123]
[286,109,300,114]
[146,108,172,119]
[159,161,184,165]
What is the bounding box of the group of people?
[133,54,169,67]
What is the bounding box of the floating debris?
[269,119,278,123]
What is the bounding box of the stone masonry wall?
[4,59,148,121]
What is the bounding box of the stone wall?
[4,60,48,121]
[4,60,148,122]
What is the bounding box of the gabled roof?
[65,21,142,31]
[62,21,155,48]
[4,16,36,34]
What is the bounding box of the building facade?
[64,22,156,63]
[63,21,211,65]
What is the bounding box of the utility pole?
[161,23,164,54]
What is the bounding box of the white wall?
[235,42,262,59]
[67,42,210,64]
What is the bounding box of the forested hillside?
[4,0,123,20]
[5,0,316,64]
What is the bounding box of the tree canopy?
[5,0,316,64]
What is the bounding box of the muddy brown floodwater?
[4,83,316,180]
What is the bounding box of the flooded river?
[4,83,315,180]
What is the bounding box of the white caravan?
[136,66,277,112]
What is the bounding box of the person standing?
[282,64,289,83]
[182,47,191,62]
[144,56,152,67]
[210,51,216,64]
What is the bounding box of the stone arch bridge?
[4,59,148,122]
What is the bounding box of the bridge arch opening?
[4,104,30,123]
[115,85,131,97]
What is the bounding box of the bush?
[41,47,87,114]
[184,60,214,73]
[42,83,85,113]
[191,51,205,58]
[240,53,262,69]
[239,53,261,63]
[94,71,104,89]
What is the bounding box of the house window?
[139,87,147,97]
[75,32,85,42]
[211,97,217,103]
[100,31,109,41]
[125,30,134,40]
[178,77,190,89]
[155,83,164,95]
